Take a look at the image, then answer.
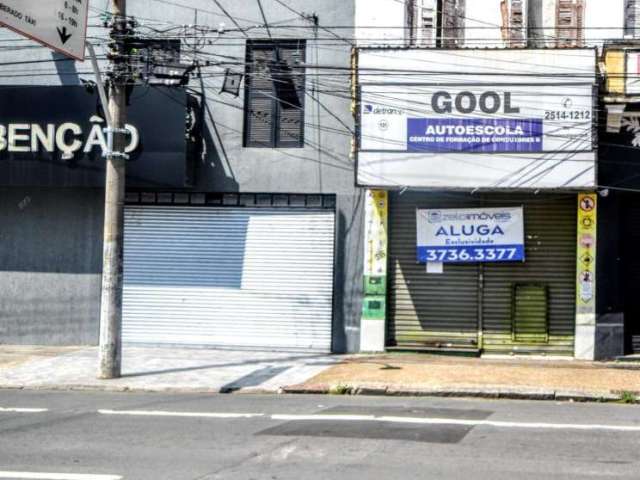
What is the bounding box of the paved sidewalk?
[2,347,640,401]
[285,354,640,402]
[0,346,339,393]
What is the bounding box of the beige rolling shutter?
[388,192,480,351]
[388,193,576,355]
[481,195,576,355]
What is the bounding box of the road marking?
[0,472,121,479]
[98,409,264,419]
[272,414,377,422]
[95,410,640,433]
[273,414,640,432]
[0,407,48,413]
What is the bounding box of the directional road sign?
[0,0,89,60]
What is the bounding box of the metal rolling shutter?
[388,192,480,350]
[482,195,576,355]
[122,206,335,350]
[388,192,576,355]
[623,195,640,353]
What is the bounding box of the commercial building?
[3,0,640,360]
[0,0,362,353]
[356,47,599,358]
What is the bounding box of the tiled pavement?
[0,346,339,393]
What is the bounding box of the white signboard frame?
[356,48,598,189]
[0,0,89,60]
[416,206,525,264]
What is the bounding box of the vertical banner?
[361,190,388,352]
[575,193,597,359]
[363,190,388,297]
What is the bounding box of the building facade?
[0,0,363,353]
[2,0,640,360]
[355,0,640,359]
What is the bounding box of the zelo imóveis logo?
[427,211,442,223]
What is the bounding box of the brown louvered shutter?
[556,0,585,47]
[626,0,640,38]
[440,0,465,48]
[509,0,526,47]
[408,0,436,47]
[245,45,276,147]
[275,43,305,148]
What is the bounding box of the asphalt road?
[1,390,640,480]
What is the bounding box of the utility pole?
[99,0,128,379]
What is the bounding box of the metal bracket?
[102,151,130,160]
[104,127,131,136]
[101,127,131,159]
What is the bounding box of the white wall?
[355,0,407,46]
[464,0,513,47]
[584,0,625,45]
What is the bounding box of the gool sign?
[356,48,597,189]
[416,207,525,263]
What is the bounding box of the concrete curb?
[0,384,282,395]
[280,383,628,403]
[0,383,633,403]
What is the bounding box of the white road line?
[273,414,640,432]
[272,414,377,422]
[95,410,640,433]
[98,409,264,419]
[0,407,48,413]
[0,472,121,480]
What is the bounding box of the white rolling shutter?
[122,206,335,350]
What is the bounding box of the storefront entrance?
[387,192,577,356]
[122,203,336,351]
[621,195,640,354]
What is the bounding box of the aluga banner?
[416,207,525,263]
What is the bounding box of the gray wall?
[0,0,363,351]
[0,188,104,345]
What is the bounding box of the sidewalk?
[0,346,339,394]
[1,347,639,402]
[284,354,640,402]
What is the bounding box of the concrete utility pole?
[99,0,128,379]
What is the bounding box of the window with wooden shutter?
[555,0,585,47]
[440,0,465,48]
[509,0,526,47]
[626,0,640,38]
[244,41,306,148]
[410,0,436,46]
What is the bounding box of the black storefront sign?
[0,85,191,188]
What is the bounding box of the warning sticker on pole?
[0,0,89,61]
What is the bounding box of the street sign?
[0,0,89,60]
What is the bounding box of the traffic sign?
[0,0,89,61]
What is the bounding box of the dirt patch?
[305,354,640,394]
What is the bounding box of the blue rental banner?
[407,118,543,153]
[416,207,525,264]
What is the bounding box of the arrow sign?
[57,26,73,44]
[0,0,89,61]
[57,26,73,45]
